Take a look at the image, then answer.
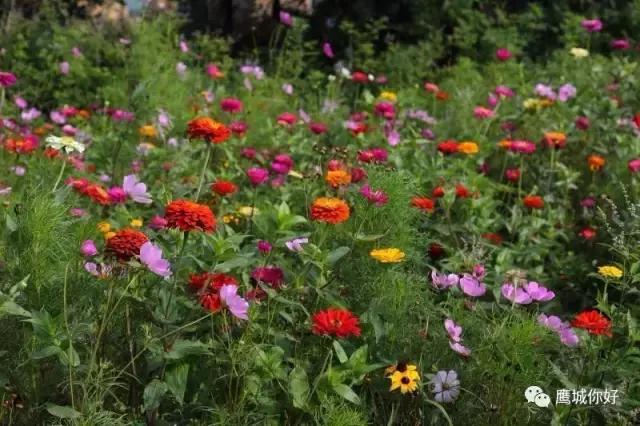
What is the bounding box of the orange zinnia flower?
[106,228,149,260]
[165,199,216,232]
[187,117,231,144]
[325,170,352,188]
[543,131,566,149]
[411,196,435,212]
[84,184,111,205]
[587,154,605,171]
[310,197,350,224]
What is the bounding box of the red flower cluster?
[106,228,148,261]
[411,196,435,212]
[571,309,612,337]
[165,199,216,232]
[312,308,361,338]
[4,136,39,154]
[437,140,459,155]
[67,177,111,205]
[189,272,239,312]
[523,195,544,209]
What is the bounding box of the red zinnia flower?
[579,227,596,240]
[189,272,238,291]
[455,184,470,198]
[432,186,445,198]
[312,308,361,338]
[437,140,459,155]
[523,195,544,209]
[211,180,238,196]
[187,117,231,144]
[351,71,369,83]
[106,228,149,261]
[411,196,435,212]
[165,199,216,232]
[251,266,284,288]
[571,309,612,337]
[200,293,222,312]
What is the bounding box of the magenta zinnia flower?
[581,19,603,32]
[0,71,17,88]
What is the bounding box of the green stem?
[62,265,75,410]
[195,145,212,201]
[51,159,67,193]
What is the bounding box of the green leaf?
[215,256,253,272]
[549,361,575,389]
[327,247,350,265]
[355,233,386,241]
[348,345,368,367]
[45,403,81,419]
[143,379,168,412]
[289,366,310,409]
[0,301,31,318]
[32,345,62,360]
[164,339,210,361]
[332,383,361,405]
[5,213,17,233]
[333,341,348,364]
[165,363,189,405]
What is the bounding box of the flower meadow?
[1,9,640,426]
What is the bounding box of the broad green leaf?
[289,366,310,409]
[0,301,31,318]
[332,341,348,364]
[165,363,189,404]
[332,383,360,405]
[164,339,210,361]
[215,256,253,272]
[355,233,386,241]
[32,345,62,360]
[143,379,168,412]
[45,403,81,419]
[327,247,350,265]
[348,345,368,367]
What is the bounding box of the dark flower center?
[396,362,408,373]
[401,377,411,385]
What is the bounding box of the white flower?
[570,47,589,58]
[45,135,85,154]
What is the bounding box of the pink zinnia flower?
[246,167,269,186]
[220,97,243,113]
[495,48,512,61]
[611,39,630,50]
[360,184,388,206]
[81,240,98,257]
[276,112,297,126]
[473,106,495,119]
[0,71,17,87]
[628,158,640,173]
[581,19,603,32]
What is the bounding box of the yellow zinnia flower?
[104,231,116,240]
[238,206,259,217]
[598,265,623,278]
[457,141,479,155]
[388,363,420,394]
[370,248,405,263]
[379,91,398,102]
[97,221,112,233]
[130,218,143,228]
[139,125,157,138]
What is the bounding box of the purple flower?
[71,46,82,57]
[431,371,461,403]
[0,71,17,87]
[502,281,554,304]
[298,109,311,123]
[581,19,603,32]
[459,274,486,297]
[157,110,171,128]
[537,313,564,332]
[472,264,485,279]
[524,281,555,302]
[12,166,25,176]
[534,84,556,100]
[59,61,70,75]
[501,283,532,304]
[149,215,168,230]
[323,42,335,58]
[123,174,152,204]
[360,184,388,206]
[219,284,249,320]
[386,128,400,146]
[537,314,579,347]
[285,237,309,252]
[21,107,41,122]
[84,262,112,278]
[557,83,576,102]
[611,39,630,50]
[81,240,97,257]
[559,327,580,347]
[179,40,189,53]
[444,319,462,342]
[139,242,171,278]
[279,11,293,26]
[50,110,66,124]
[431,270,459,290]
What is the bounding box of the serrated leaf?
[46,403,81,419]
[289,366,310,409]
[332,383,360,405]
[165,363,189,404]
[333,340,348,364]
[143,379,168,412]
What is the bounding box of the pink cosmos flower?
[81,240,97,257]
[14,96,27,109]
[581,19,603,32]
[360,185,388,206]
[59,61,70,75]
[449,341,471,357]
[179,40,189,52]
[537,313,579,347]
[71,46,82,57]
[139,242,171,278]
[431,270,459,290]
[123,174,152,204]
[501,281,555,304]
[322,42,335,58]
[246,167,269,186]
[282,83,293,95]
[444,319,462,342]
[285,237,309,252]
[459,274,486,297]
[219,284,249,320]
